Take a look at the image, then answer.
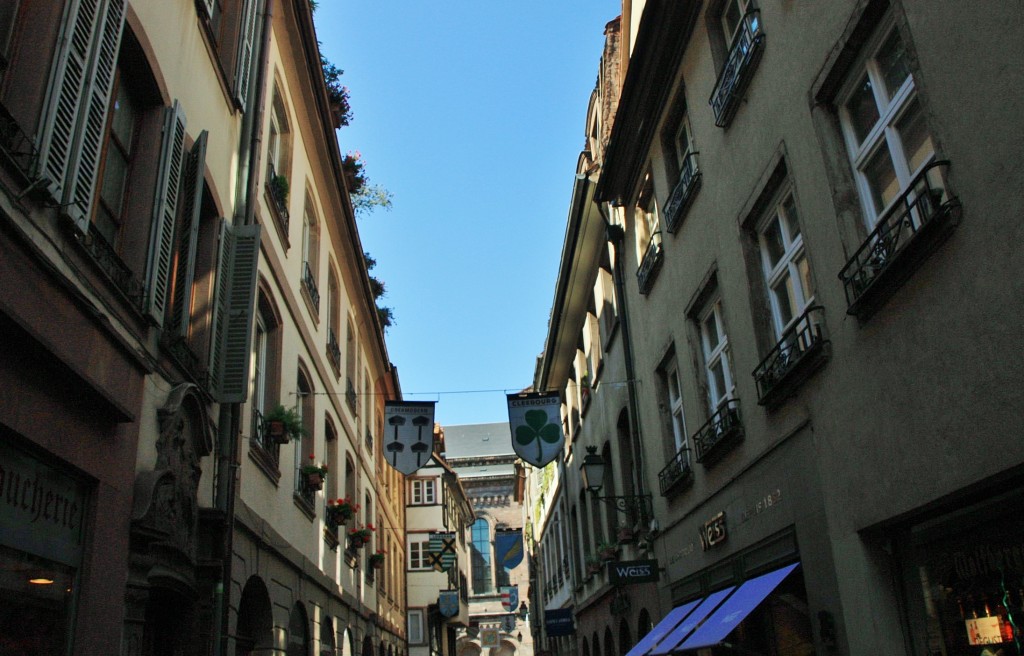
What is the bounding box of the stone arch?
[287,602,311,656]
[339,627,354,656]
[235,576,274,656]
[637,608,653,642]
[581,635,591,656]
[361,634,373,656]
[604,626,614,656]
[320,615,336,656]
[618,618,632,656]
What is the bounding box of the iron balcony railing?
[839,160,960,319]
[664,152,702,234]
[658,446,694,497]
[346,377,357,414]
[0,99,39,182]
[693,399,743,465]
[161,332,210,392]
[302,260,320,311]
[327,329,341,370]
[636,231,664,295]
[266,162,290,232]
[251,407,279,463]
[709,11,765,128]
[79,222,145,307]
[753,305,828,408]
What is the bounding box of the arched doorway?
[321,615,336,656]
[604,627,614,656]
[637,609,652,642]
[287,602,310,656]
[235,576,273,656]
[362,634,373,656]
[618,618,632,656]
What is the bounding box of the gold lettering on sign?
[700,512,727,551]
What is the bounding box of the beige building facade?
[533,1,1024,655]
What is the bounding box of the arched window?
[320,616,335,656]
[327,267,341,371]
[251,287,282,463]
[604,626,615,656]
[471,518,492,593]
[618,619,632,656]
[295,367,316,502]
[286,603,309,656]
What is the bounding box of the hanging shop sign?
[507,392,564,467]
[544,608,575,637]
[500,585,519,612]
[428,532,457,571]
[438,590,460,618]
[383,401,436,475]
[495,528,524,569]
[480,628,500,648]
[501,614,517,633]
[699,511,727,551]
[608,559,660,585]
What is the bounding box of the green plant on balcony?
[597,541,620,562]
[348,523,375,549]
[300,454,328,489]
[369,550,386,569]
[269,173,289,208]
[342,151,366,194]
[264,404,304,444]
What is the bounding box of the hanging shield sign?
[502,615,517,633]
[500,585,519,612]
[507,392,564,467]
[438,590,459,618]
[383,401,436,475]
[495,529,524,570]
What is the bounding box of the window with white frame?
[635,174,660,258]
[721,0,754,46]
[699,300,734,411]
[407,609,424,645]
[759,190,814,338]
[674,114,695,172]
[839,20,934,228]
[665,356,689,456]
[410,479,436,505]
[408,538,432,570]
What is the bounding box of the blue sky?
[314,2,620,426]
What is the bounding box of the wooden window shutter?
[168,130,209,336]
[233,0,259,107]
[38,0,126,230]
[144,100,188,326]
[210,221,261,403]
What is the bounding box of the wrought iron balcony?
[251,408,280,463]
[327,329,341,370]
[664,152,702,234]
[839,161,961,321]
[161,332,210,392]
[753,306,829,409]
[693,399,743,466]
[0,100,39,182]
[346,377,357,414]
[636,231,664,295]
[709,11,765,128]
[266,162,290,232]
[302,260,320,311]
[77,222,145,307]
[658,447,694,497]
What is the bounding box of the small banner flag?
[500,585,519,613]
[480,628,499,648]
[495,528,524,570]
[438,590,460,618]
[384,401,436,475]
[428,532,457,572]
[507,392,564,467]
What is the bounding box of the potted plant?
[326,497,359,527]
[369,550,385,569]
[268,173,289,208]
[263,404,304,444]
[597,541,620,562]
[616,523,636,545]
[321,55,352,129]
[300,454,328,490]
[348,523,375,549]
[585,556,603,577]
[341,151,366,194]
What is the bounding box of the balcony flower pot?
[348,524,375,549]
[597,542,620,563]
[585,558,603,576]
[617,526,636,545]
[306,473,323,490]
[300,455,328,491]
[264,404,304,444]
[326,498,359,527]
[369,552,385,569]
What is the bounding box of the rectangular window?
[699,300,734,412]
[409,538,431,570]
[721,0,753,47]
[408,609,424,645]
[666,358,688,454]
[758,190,814,338]
[839,22,934,228]
[410,479,436,505]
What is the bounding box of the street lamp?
[580,446,653,521]
[518,602,529,621]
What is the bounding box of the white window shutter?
[233,0,259,107]
[38,0,126,230]
[144,100,187,326]
[210,221,261,403]
[168,130,208,336]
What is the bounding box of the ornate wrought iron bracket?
[589,491,653,520]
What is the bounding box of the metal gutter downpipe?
[600,202,650,527]
[213,1,274,656]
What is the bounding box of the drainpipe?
[600,202,650,527]
[213,2,274,656]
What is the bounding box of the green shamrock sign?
[516,409,561,461]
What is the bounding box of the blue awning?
[649,587,735,655]
[673,563,800,652]
[623,599,702,656]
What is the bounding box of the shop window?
[0,545,76,655]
